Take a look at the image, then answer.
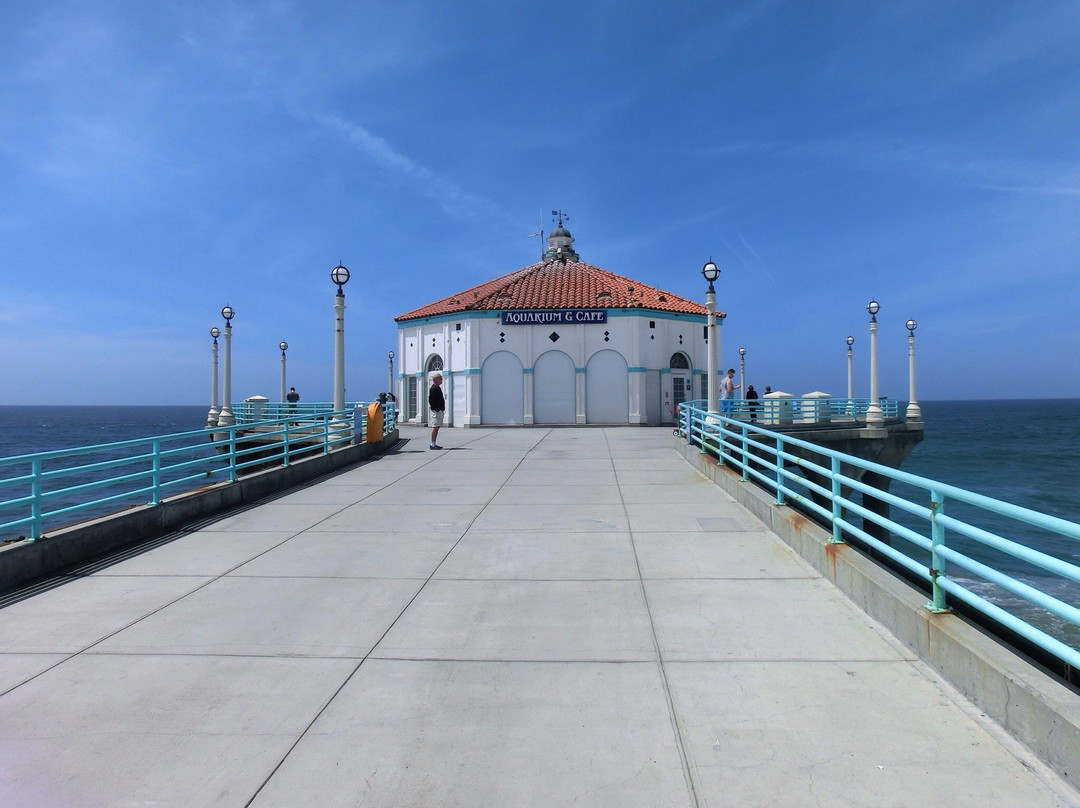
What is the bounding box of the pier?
[1,425,1077,807]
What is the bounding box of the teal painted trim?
[396,311,501,327]
[692,369,704,375]
[523,368,534,374]
[628,367,647,373]
[661,368,672,374]
[459,368,481,375]
[576,368,585,373]
[607,310,706,323]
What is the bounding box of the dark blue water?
[872,400,1080,649]
[0,406,218,541]
[899,399,1080,525]
[891,401,1080,572]
[0,405,208,457]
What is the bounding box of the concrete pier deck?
[0,426,1076,807]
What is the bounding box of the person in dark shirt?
[745,384,759,422]
[428,373,445,450]
[285,387,300,422]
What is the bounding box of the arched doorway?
[481,351,524,424]
[424,355,444,425]
[667,352,692,425]
[585,350,629,424]
[533,350,576,424]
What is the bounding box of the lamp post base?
[865,404,884,427]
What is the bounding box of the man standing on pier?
[286,387,300,423]
[428,373,445,450]
[720,368,740,415]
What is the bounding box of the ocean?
[0,405,209,458]
[898,399,1080,525]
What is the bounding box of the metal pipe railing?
[0,401,398,543]
[678,400,1080,672]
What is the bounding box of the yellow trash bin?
[366,401,384,444]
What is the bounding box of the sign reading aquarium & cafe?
[500,309,608,325]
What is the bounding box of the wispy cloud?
[775,133,1080,199]
[973,183,1080,198]
[316,113,502,220]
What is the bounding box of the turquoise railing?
[231,400,391,424]
[716,396,901,423]
[678,400,1080,671]
[0,402,397,543]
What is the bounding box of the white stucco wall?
[396,310,716,427]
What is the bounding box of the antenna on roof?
[527,209,546,259]
[527,229,544,259]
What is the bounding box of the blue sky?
[2,0,1078,406]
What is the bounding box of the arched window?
[669,352,690,369]
[669,352,692,418]
[426,355,444,372]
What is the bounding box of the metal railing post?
[151,439,162,506]
[740,424,749,481]
[227,428,238,483]
[30,457,42,541]
[928,489,949,612]
[830,456,845,543]
[774,438,786,505]
[283,420,291,467]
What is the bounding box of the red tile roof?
[395,259,713,321]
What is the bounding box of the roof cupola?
[543,209,579,261]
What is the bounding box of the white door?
[667,352,692,425]
[670,373,691,424]
[585,350,629,424]
[533,351,576,424]
[481,351,524,424]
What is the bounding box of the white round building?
[394,223,721,427]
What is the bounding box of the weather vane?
[551,210,570,227]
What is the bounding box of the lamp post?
[206,327,221,428]
[702,260,720,415]
[905,319,922,422]
[845,335,854,401]
[387,350,395,396]
[866,300,883,427]
[331,263,350,414]
[218,306,236,427]
[279,341,289,403]
[738,347,746,400]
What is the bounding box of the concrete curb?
[674,436,1080,790]
[0,430,399,593]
